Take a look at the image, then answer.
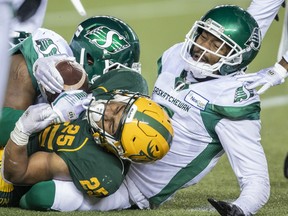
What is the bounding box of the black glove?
[16,0,42,22]
[284,153,288,179]
[208,198,245,216]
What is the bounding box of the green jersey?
[26,68,148,197]
[27,115,128,197]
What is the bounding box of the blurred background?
[43,0,286,94]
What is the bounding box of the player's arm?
[214,118,270,215]
[2,103,63,185]
[3,141,70,185]
[247,0,284,38]
[236,53,288,94]
[0,54,37,147]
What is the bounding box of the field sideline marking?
[261,95,288,109]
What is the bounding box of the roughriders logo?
[234,86,254,102]
[245,27,261,51]
[35,38,60,57]
[85,26,130,54]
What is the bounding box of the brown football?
[46,60,89,103]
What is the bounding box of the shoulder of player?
[205,77,260,120]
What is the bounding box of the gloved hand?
[208,198,244,216]
[236,63,288,95]
[10,103,58,146]
[33,54,76,94]
[51,90,91,123]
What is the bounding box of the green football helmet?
[70,16,141,82]
[181,5,261,78]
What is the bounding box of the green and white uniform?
[57,43,269,215]
[0,28,73,147]
[124,43,269,215]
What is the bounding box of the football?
[46,60,89,103]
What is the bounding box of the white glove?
[10,103,58,146]
[33,54,76,94]
[51,90,91,123]
[236,63,288,94]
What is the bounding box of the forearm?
[3,138,29,184]
[216,119,270,215]
[247,0,284,38]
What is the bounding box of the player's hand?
[52,90,91,123]
[33,54,76,94]
[10,104,58,146]
[208,198,244,216]
[236,63,288,95]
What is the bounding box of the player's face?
[191,30,231,65]
[96,101,126,135]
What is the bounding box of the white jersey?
[247,0,284,38]
[50,44,269,216]
[126,44,269,215]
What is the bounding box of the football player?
[16,5,272,215]
[0,16,142,206]
[2,68,173,207]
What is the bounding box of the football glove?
[208,198,245,216]
[52,90,91,123]
[33,54,76,94]
[10,103,58,146]
[236,63,288,95]
[284,153,288,179]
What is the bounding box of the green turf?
[3,0,288,215]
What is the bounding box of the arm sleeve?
[0,107,24,147]
[247,0,284,38]
[215,118,270,215]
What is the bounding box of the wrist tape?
[10,124,29,146]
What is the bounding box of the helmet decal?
[35,38,60,56]
[245,27,261,51]
[234,86,255,103]
[84,26,130,54]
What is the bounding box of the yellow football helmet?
[87,91,174,163]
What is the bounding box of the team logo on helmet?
[35,38,60,57]
[84,26,130,54]
[244,27,261,51]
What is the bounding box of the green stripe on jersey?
[149,143,223,206]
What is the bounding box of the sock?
[20,181,56,211]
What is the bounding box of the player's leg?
[20,180,83,211]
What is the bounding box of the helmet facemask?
[86,90,173,163]
[181,5,262,79]
[86,91,144,161]
[181,19,243,79]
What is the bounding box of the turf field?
[3,0,288,215]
